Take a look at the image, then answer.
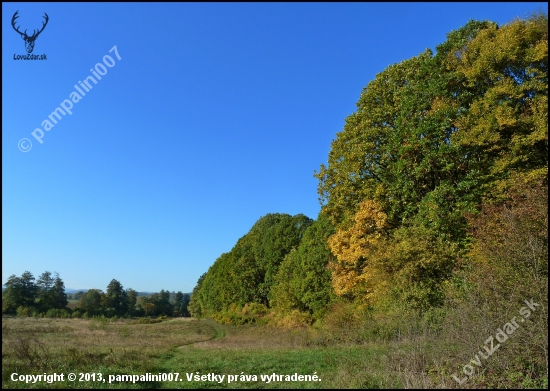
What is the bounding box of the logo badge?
[12,10,49,54]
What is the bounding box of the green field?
[3,315,547,389]
[2,316,454,389]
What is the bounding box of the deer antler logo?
[12,11,49,54]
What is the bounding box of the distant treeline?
[2,272,190,318]
[66,290,172,300]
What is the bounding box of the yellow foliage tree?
[327,200,388,299]
[451,14,548,197]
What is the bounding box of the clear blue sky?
[3,2,546,292]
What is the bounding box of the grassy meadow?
[1,316,434,389]
[3,311,548,389]
[2,316,217,388]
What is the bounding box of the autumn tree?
[450,14,548,198]
[327,200,388,300]
[191,14,547,323]
[142,301,156,316]
[313,16,547,311]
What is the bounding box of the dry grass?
[3,316,215,352]
[3,313,547,389]
[2,316,216,388]
[192,321,308,350]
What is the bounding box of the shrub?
[45,308,71,318]
[439,180,548,387]
[16,306,31,317]
[71,310,82,318]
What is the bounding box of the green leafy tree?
[189,273,206,318]
[50,273,68,309]
[271,214,337,315]
[270,249,303,312]
[315,47,476,236]
[2,271,38,314]
[35,272,68,312]
[247,213,313,304]
[155,290,174,316]
[191,213,313,319]
[76,289,104,315]
[71,291,85,301]
[36,271,55,312]
[105,279,128,316]
[126,288,138,316]
[173,291,190,317]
